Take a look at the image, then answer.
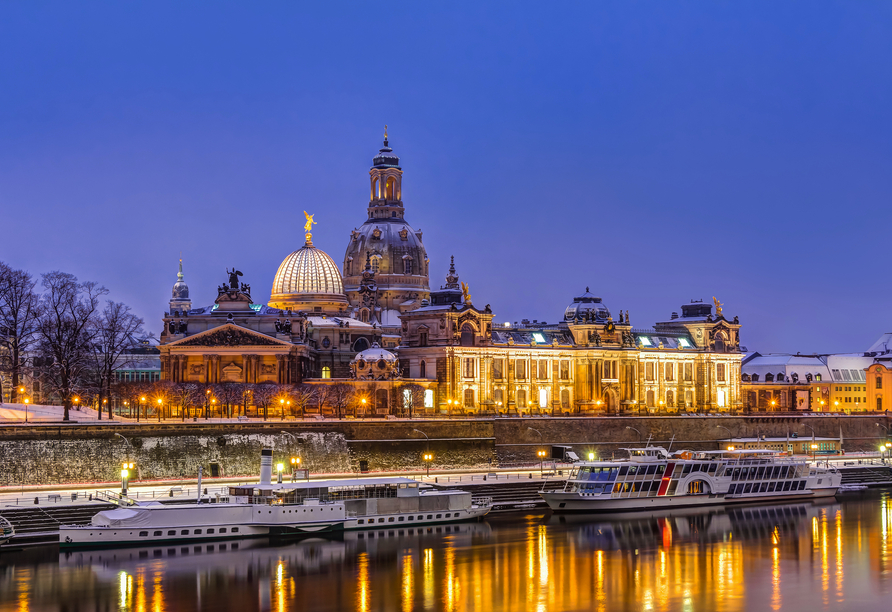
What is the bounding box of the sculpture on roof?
[713,296,723,317]
[227,268,243,290]
[303,210,317,244]
[461,282,472,305]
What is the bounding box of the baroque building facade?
[156,134,743,415]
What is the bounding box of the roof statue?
[226,268,243,290]
[713,296,723,317]
[461,281,472,305]
[303,211,317,244]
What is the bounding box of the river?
[2,491,892,611]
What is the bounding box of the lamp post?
[276,462,284,484]
[413,429,432,476]
[290,456,301,481]
[423,452,433,477]
[811,443,818,462]
[716,425,733,450]
[157,397,163,422]
[140,396,146,423]
[801,423,816,459]
[121,462,134,495]
[626,426,642,443]
[587,452,595,461]
[23,397,29,423]
[537,449,547,475]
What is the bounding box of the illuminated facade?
[157,134,744,415]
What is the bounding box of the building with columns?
[156,134,744,416]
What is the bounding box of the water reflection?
[3,493,892,611]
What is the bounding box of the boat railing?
[95,490,138,507]
[471,496,493,507]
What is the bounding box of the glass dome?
[564,287,610,321]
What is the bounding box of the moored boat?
[540,446,840,513]
[0,516,14,548]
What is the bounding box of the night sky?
[2,2,890,354]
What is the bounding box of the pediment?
[170,324,290,348]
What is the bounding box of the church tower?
[169,258,191,314]
[343,129,430,331]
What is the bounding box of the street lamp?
[157,397,163,422]
[423,452,433,477]
[717,425,733,450]
[279,398,285,421]
[811,443,818,462]
[626,425,642,443]
[276,462,284,484]
[23,397,29,423]
[801,423,816,458]
[140,396,146,423]
[587,452,595,461]
[121,462,134,495]
[290,456,301,481]
[537,449,547,475]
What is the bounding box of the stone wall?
[0,415,888,486]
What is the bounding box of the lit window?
[678,337,691,348]
[538,388,548,408]
[424,389,434,408]
[639,336,652,346]
[321,366,331,379]
[532,332,546,343]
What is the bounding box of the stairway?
[0,503,114,544]
[838,466,892,486]
[438,480,560,511]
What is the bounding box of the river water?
[2,491,892,612]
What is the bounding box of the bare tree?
[87,301,145,420]
[171,382,197,420]
[330,383,355,419]
[253,381,277,420]
[397,383,426,418]
[36,272,107,421]
[0,262,40,404]
[290,384,315,419]
[312,383,334,416]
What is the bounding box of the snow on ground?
[0,403,116,422]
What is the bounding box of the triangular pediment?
[168,324,291,348]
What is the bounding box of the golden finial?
[303,211,317,244]
[713,296,723,316]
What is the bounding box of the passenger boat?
[60,450,490,549]
[0,516,14,547]
[540,447,840,513]
[227,477,492,529]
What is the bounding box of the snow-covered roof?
[867,333,892,355]
[352,343,398,363]
[742,354,831,381]
[306,316,373,329]
[376,309,402,327]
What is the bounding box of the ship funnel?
[260,448,273,484]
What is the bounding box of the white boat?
[0,516,14,547]
[227,477,492,529]
[540,447,841,513]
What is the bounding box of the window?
[460,324,475,347]
[877,376,883,390]
[532,332,546,344]
[560,360,570,380]
[666,390,674,407]
[493,359,504,380]
[517,389,527,407]
[207,529,215,534]
[420,361,426,378]
[464,388,475,407]
[194,529,202,535]
[717,363,726,382]
[560,389,570,409]
[878,397,883,411]
[645,362,655,381]
[321,366,331,379]
[168,530,176,536]
[538,388,548,408]
[684,363,693,381]
[537,360,548,380]
[139,531,148,537]
[371,256,380,273]
[717,389,726,408]
[154,531,162,536]
[181,530,189,535]
[219,528,227,533]
[404,258,413,275]
[494,388,504,406]
[646,390,655,406]
[424,389,434,408]
[665,363,675,381]
[419,331,428,346]
[231,527,239,533]
[463,358,476,378]
[516,360,527,380]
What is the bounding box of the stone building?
[156,134,744,416]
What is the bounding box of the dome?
[343,221,429,293]
[564,287,610,322]
[372,138,400,169]
[350,342,400,381]
[269,243,349,312]
[352,342,398,364]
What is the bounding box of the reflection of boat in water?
[542,447,840,513]
[547,501,826,550]
[58,521,494,578]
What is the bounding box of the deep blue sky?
[2,2,890,354]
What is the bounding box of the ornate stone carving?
[261,364,277,375]
[178,327,281,347]
[189,364,203,376]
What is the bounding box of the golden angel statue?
[712,296,723,316]
[303,211,317,234]
[461,282,472,304]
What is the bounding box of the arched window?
[741,373,750,382]
[371,256,380,274]
[877,375,883,390]
[538,388,548,408]
[752,373,760,382]
[517,389,527,407]
[321,366,331,379]
[404,258,413,275]
[420,360,426,378]
[386,177,396,199]
[460,324,475,347]
[353,337,370,352]
[423,389,434,408]
[560,389,570,409]
[494,388,503,406]
[765,373,774,382]
[464,388,475,407]
[666,390,675,407]
[372,177,379,199]
[359,309,369,324]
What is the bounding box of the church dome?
[269,243,349,312]
[172,259,189,299]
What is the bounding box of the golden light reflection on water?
[6,495,892,611]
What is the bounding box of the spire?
[177,258,184,282]
[444,255,460,290]
[384,124,388,146]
